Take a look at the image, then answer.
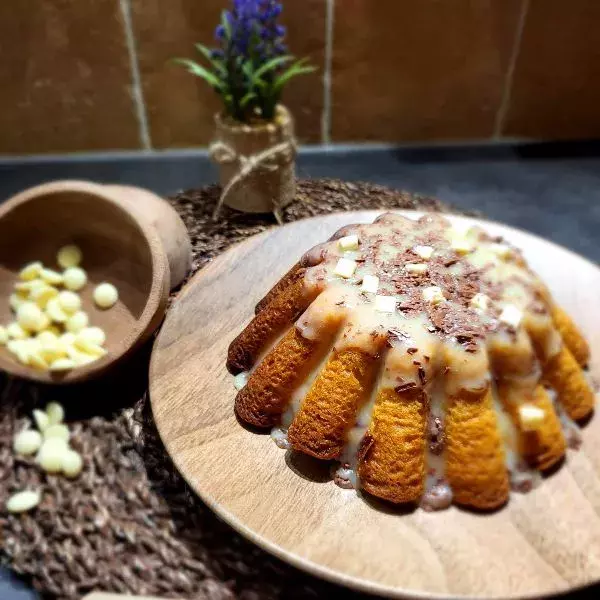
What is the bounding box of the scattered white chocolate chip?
[233,372,249,390]
[62,449,83,478]
[40,268,64,286]
[57,290,81,314]
[33,409,49,431]
[413,245,434,260]
[333,258,357,279]
[6,322,28,340]
[65,311,89,333]
[374,295,396,313]
[57,245,82,269]
[338,234,359,251]
[422,286,446,305]
[93,282,119,309]
[499,305,523,329]
[46,297,69,323]
[49,357,76,372]
[518,404,545,432]
[13,429,43,456]
[404,263,428,274]
[46,402,65,425]
[19,262,43,281]
[360,274,379,294]
[450,237,473,255]
[6,490,41,514]
[62,266,87,291]
[0,326,7,345]
[44,423,70,443]
[16,302,45,332]
[78,326,105,347]
[36,438,68,473]
[470,293,490,311]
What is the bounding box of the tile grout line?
[493,0,530,139]
[118,0,152,150]
[321,0,335,145]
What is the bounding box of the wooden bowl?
[0,180,170,383]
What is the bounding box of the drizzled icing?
[267,213,576,507]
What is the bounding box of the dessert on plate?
[227,212,595,511]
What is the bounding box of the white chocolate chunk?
[6,490,41,513]
[30,284,58,309]
[451,222,473,237]
[78,326,105,347]
[49,357,76,371]
[15,279,45,295]
[338,234,359,251]
[450,237,473,255]
[374,295,396,313]
[233,371,249,390]
[44,423,70,443]
[333,258,357,279]
[6,322,28,340]
[13,429,42,456]
[46,297,68,323]
[404,263,427,274]
[360,274,379,294]
[62,449,83,478]
[46,402,65,425]
[422,286,446,305]
[0,326,8,345]
[58,290,81,314]
[57,245,82,269]
[40,268,64,285]
[518,404,545,432]
[33,409,49,431]
[18,262,43,281]
[16,302,45,332]
[65,311,89,333]
[74,335,107,358]
[93,282,119,309]
[413,245,434,260]
[62,267,87,291]
[36,438,68,473]
[470,293,490,311]
[499,305,523,329]
[490,243,513,259]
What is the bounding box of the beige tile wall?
[1,0,598,154]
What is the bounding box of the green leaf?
[221,10,232,40]
[194,44,213,61]
[272,59,316,92]
[254,55,293,81]
[172,58,222,88]
[240,91,257,109]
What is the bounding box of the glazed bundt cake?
[227,213,595,511]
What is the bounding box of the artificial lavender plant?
[174,0,315,123]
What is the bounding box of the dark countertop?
[1,141,599,599]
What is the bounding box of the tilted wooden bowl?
[0,180,170,383]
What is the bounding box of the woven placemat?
[0,179,466,599]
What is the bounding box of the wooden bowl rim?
[0,179,170,384]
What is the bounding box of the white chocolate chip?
[57,245,82,269]
[333,258,357,279]
[60,333,76,347]
[74,335,107,358]
[30,284,58,309]
[27,342,49,370]
[374,295,396,313]
[36,438,68,473]
[338,234,359,251]
[518,404,545,431]
[37,330,58,344]
[65,311,89,333]
[499,305,523,329]
[233,371,249,390]
[15,279,45,295]
[93,282,119,309]
[413,245,434,260]
[16,302,45,332]
[40,268,64,286]
[46,402,65,425]
[49,357,76,372]
[450,237,473,255]
[78,326,106,346]
[62,450,83,478]
[13,429,42,456]
[422,286,446,305]
[6,322,28,340]
[0,326,8,345]
[6,490,41,513]
[44,423,70,443]
[33,409,49,431]
[62,267,87,291]
[46,297,68,323]
[404,263,428,274]
[57,290,81,314]
[360,274,379,294]
[9,293,25,312]
[470,293,490,311]
[18,262,43,281]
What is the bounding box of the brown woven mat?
[0,179,467,599]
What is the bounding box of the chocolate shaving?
[357,432,375,463]
[418,366,426,385]
[407,347,418,355]
[395,380,418,393]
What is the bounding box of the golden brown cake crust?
[552,305,590,367]
[255,262,301,315]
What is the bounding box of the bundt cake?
[227,212,595,511]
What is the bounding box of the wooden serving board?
[150,211,600,599]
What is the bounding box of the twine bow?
[210,138,297,223]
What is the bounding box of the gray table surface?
[1,141,599,598]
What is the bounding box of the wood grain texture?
[0,180,170,384]
[150,211,600,599]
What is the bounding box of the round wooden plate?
[150,211,600,599]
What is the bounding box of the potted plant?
[175,0,315,221]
